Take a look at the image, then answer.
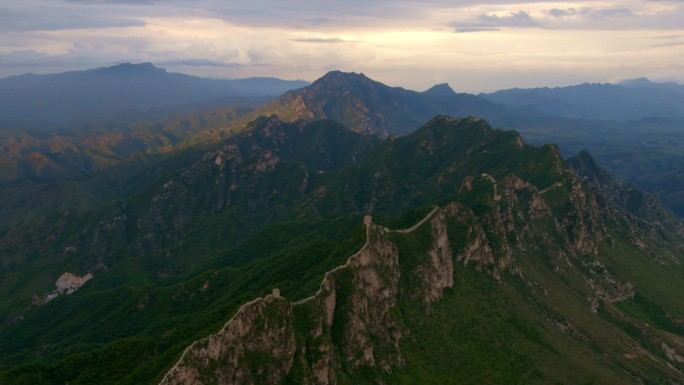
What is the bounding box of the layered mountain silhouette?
[478,79,684,217]
[220,72,684,219]
[3,68,684,236]
[0,63,308,123]
[619,77,684,93]
[0,69,530,234]
[480,79,684,121]
[233,70,523,137]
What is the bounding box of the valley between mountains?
[1,69,684,385]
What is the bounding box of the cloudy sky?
[1,0,683,92]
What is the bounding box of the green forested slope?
[1,115,683,384]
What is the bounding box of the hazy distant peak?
[99,62,167,74]
[618,77,682,92]
[0,63,306,123]
[423,83,456,97]
[618,77,654,88]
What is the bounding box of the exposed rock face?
[579,254,637,314]
[418,209,454,303]
[55,116,379,271]
[568,150,684,264]
[449,171,607,278]
[160,161,638,384]
[151,117,684,385]
[663,343,684,364]
[235,71,509,137]
[31,272,93,305]
[339,225,404,370]
[55,272,93,293]
[161,210,456,385]
[160,293,296,385]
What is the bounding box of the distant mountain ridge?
[618,77,684,93]
[233,70,519,137]
[480,79,684,121]
[0,63,308,123]
[4,68,684,226]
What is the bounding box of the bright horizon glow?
[0,0,682,93]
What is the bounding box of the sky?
[0,0,683,92]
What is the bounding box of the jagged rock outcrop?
[55,272,93,293]
[31,272,93,305]
[417,209,454,303]
[44,117,379,271]
[161,292,296,385]
[160,209,457,385]
[451,170,606,278]
[568,150,684,264]
[160,166,628,384]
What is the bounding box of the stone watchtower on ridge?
[364,215,372,226]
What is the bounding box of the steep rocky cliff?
[160,211,450,385]
[160,153,681,384]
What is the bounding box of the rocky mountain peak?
[423,83,457,98]
[312,70,374,88]
[236,70,505,138]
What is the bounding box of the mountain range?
[232,71,520,137]
[480,78,684,121]
[0,63,308,124]
[4,67,684,226]
[1,66,684,384]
